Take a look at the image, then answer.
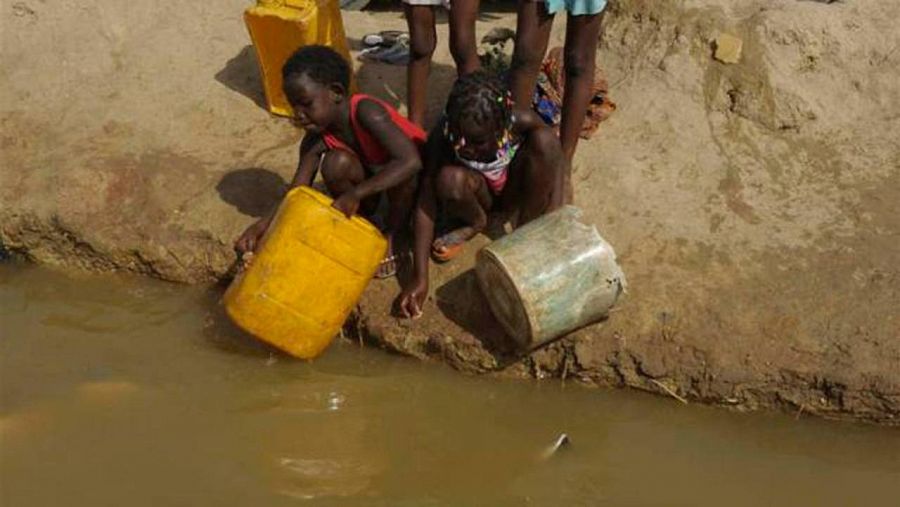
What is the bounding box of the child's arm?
[331,99,423,217]
[398,130,444,318]
[235,135,326,254]
[291,133,327,188]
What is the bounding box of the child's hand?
[398,279,428,319]
[332,190,361,218]
[235,217,270,255]
[238,251,254,272]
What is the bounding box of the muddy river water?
[1,264,898,505]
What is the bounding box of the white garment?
[402,0,451,8]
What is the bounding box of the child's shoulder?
[353,93,380,108]
[354,95,405,133]
[353,94,394,116]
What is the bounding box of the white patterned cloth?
[402,0,451,8]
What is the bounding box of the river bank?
[2,0,898,424]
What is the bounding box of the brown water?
[1,264,898,506]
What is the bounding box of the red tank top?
[321,94,426,166]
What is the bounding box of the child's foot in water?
[432,227,476,262]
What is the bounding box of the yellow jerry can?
[224,186,387,359]
[244,0,353,117]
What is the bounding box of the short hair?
[445,70,511,133]
[282,45,350,90]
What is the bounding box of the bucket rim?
[476,247,537,348]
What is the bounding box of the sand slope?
[2,0,898,423]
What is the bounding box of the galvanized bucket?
[475,206,626,350]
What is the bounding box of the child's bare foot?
[431,227,476,262]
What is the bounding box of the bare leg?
[448,0,481,75]
[321,150,394,276]
[433,164,492,260]
[385,175,417,240]
[405,5,437,127]
[559,12,603,163]
[508,1,554,109]
[376,177,418,277]
[320,150,366,198]
[504,127,566,226]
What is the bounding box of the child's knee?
[449,34,476,65]
[321,150,362,183]
[409,31,437,61]
[435,165,471,201]
[524,128,564,175]
[563,47,595,80]
[528,127,561,159]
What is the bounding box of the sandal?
[375,249,412,279]
[362,30,406,48]
[432,243,464,263]
[431,230,470,263]
[374,253,398,279]
[358,35,410,66]
[340,0,371,11]
[481,27,515,45]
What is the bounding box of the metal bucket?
[475,206,626,350]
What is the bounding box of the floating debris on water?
[539,433,571,461]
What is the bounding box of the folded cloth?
[532,46,616,140]
[478,27,516,75]
[362,30,407,48]
[358,34,410,65]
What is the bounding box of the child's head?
[445,71,512,162]
[282,45,351,133]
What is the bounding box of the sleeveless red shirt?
[321,94,426,166]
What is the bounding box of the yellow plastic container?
[244,0,353,117]
[224,186,387,359]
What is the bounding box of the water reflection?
[1,264,898,506]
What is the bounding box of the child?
[398,71,566,318]
[509,0,608,163]
[234,45,426,278]
[404,0,481,127]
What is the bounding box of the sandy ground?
[2,0,898,424]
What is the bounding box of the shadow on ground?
[215,45,268,111]
[434,268,517,359]
[347,36,456,128]
[216,167,288,217]
[215,34,459,127]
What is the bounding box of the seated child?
[235,45,426,277]
[398,71,566,318]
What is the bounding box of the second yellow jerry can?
[224,186,387,359]
[244,0,353,117]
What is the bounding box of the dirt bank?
[2,0,898,424]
